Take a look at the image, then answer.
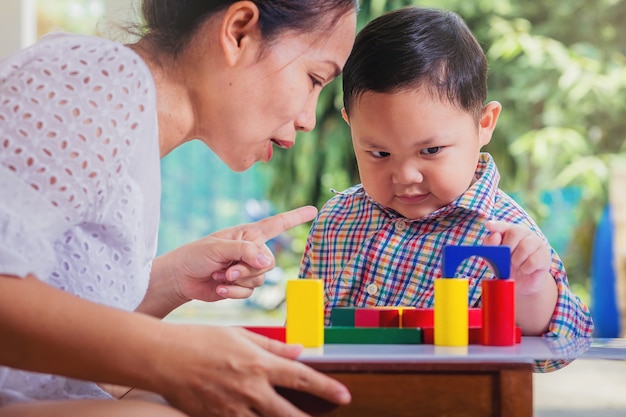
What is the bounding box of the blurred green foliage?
[262,0,626,292]
[39,0,626,301]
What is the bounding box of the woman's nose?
[295,94,318,132]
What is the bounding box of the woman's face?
[194,10,357,171]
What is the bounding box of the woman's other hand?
[155,324,351,417]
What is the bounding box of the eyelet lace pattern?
[0,33,161,403]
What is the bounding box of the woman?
[0,1,357,416]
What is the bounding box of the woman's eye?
[371,151,390,158]
[421,146,441,155]
[310,75,323,88]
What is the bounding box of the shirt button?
[366,283,378,296]
[395,220,407,231]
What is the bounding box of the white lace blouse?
[0,33,161,404]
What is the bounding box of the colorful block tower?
[437,245,515,346]
[246,245,519,348]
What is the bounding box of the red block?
[422,327,434,344]
[354,308,381,327]
[402,308,434,328]
[469,327,482,344]
[244,326,286,342]
[482,279,516,346]
[379,308,401,327]
[468,308,482,327]
[355,308,401,328]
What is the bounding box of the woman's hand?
[0,275,349,417]
[154,324,351,417]
[141,206,317,317]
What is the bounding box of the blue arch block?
[443,245,511,279]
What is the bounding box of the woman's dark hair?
[141,0,358,55]
[342,6,488,121]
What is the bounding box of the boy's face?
[343,89,501,220]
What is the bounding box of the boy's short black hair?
[342,6,488,120]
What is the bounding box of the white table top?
[299,337,624,363]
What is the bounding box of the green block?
[330,307,356,327]
[324,327,422,344]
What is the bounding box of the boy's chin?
[393,203,446,220]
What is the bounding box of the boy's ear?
[220,1,261,66]
[478,101,502,147]
[341,108,350,125]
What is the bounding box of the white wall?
[99,0,140,42]
[0,0,36,59]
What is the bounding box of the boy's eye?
[371,151,390,158]
[421,146,441,156]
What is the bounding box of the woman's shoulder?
[30,32,137,62]
[1,32,157,139]
[0,32,159,207]
[2,33,154,97]
[2,33,131,73]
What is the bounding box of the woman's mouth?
[266,139,294,162]
[271,139,294,149]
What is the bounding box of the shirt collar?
[361,152,500,222]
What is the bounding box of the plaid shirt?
[300,153,593,357]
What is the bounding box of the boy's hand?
[482,220,552,295]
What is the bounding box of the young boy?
[299,7,593,344]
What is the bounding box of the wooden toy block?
[468,308,482,326]
[439,326,523,345]
[428,326,522,345]
[402,308,434,328]
[482,279,516,346]
[378,308,401,327]
[427,327,490,345]
[354,307,401,328]
[330,307,356,327]
[324,327,422,344]
[468,327,482,344]
[354,308,381,327]
[403,308,480,329]
[244,326,286,342]
[422,327,434,344]
[443,245,511,279]
[383,306,415,328]
[434,278,469,346]
[286,279,324,347]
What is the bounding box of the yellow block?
[434,278,469,346]
[286,279,324,347]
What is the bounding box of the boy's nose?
[392,161,424,184]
